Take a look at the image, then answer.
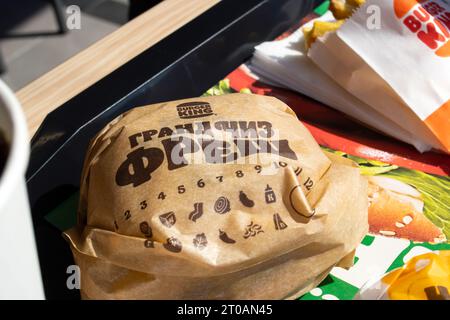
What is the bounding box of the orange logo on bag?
[394,0,450,57]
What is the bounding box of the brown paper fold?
[64,93,368,299]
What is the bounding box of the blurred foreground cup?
[0,80,44,299]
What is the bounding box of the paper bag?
[64,93,368,299]
[250,10,434,152]
[309,0,450,153]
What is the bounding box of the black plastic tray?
[26,0,322,299]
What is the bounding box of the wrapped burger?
[64,93,368,299]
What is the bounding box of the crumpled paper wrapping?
[64,93,368,299]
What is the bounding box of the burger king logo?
[394,0,450,57]
[176,101,214,119]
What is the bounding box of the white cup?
[0,80,45,299]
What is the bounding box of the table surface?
[16,0,219,138]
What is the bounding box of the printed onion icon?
[214,196,231,214]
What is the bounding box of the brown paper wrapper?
[64,93,368,299]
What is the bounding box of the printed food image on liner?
[323,148,449,244]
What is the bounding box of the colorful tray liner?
[45,2,450,300]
